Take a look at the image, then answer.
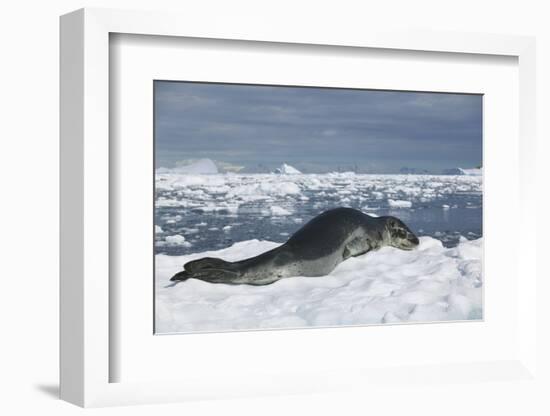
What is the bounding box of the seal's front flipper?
[343,237,371,260]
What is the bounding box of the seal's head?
[383,216,419,250]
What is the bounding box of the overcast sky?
[154,81,482,173]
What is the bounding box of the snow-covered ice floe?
[155,236,482,333]
[387,199,413,208]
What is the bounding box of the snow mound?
[155,236,483,333]
[274,163,301,174]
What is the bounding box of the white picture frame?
[60,8,538,407]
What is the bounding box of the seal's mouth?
[401,235,419,250]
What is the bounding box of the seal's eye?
[392,229,405,239]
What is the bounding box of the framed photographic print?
[153,81,483,335]
[60,8,538,408]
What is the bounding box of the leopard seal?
[170,207,419,286]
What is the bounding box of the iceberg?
[274,163,301,174]
[442,167,482,176]
[157,158,219,174]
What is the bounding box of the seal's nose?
[409,235,419,246]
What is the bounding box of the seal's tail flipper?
[170,268,240,284]
[170,257,239,283]
[170,269,192,282]
[184,257,234,272]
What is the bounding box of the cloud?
[154,81,482,173]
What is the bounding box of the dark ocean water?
[155,174,482,256]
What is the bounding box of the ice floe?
[388,199,413,208]
[162,234,192,247]
[155,236,482,333]
[270,206,292,216]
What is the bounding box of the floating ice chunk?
[156,173,226,190]
[155,225,163,234]
[198,203,240,213]
[271,206,292,216]
[164,234,192,247]
[305,177,322,188]
[442,204,450,209]
[272,182,301,194]
[228,181,301,200]
[165,234,185,244]
[223,225,232,232]
[328,171,355,177]
[162,214,182,222]
[388,199,412,208]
